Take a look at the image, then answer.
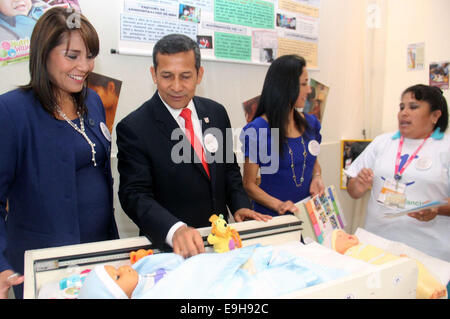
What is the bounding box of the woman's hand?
[408,208,438,222]
[276,200,299,215]
[0,270,24,299]
[347,168,374,199]
[234,208,272,222]
[310,175,325,197]
[355,168,374,189]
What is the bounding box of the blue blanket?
[136,244,348,299]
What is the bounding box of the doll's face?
[333,230,359,254]
[104,265,139,298]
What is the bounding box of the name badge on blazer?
[100,122,111,142]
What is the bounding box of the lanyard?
[394,134,430,181]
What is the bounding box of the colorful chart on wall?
[118,0,321,67]
[406,42,425,71]
[429,61,449,90]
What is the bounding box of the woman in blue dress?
[0,7,118,298]
[240,55,324,216]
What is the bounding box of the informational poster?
[87,72,123,133]
[407,42,425,71]
[0,0,81,67]
[118,0,321,67]
[303,78,328,122]
[429,61,449,90]
[242,95,260,123]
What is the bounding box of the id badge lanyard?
[394,134,430,182]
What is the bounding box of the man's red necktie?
[179,108,210,178]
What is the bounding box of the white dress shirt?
[159,93,206,247]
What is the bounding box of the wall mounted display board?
[117,0,321,67]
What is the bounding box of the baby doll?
[79,244,349,299]
[78,253,184,299]
[331,229,447,299]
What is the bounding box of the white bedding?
[272,241,376,275]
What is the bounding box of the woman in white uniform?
[346,84,449,263]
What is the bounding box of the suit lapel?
[153,93,211,181]
[152,93,183,146]
[193,97,216,184]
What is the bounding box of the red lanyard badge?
[394,134,430,181]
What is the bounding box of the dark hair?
[152,34,201,72]
[402,84,448,132]
[253,54,309,156]
[21,6,99,116]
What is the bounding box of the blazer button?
[88,118,95,126]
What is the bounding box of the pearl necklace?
[56,106,97,167]
[286,136,307,187]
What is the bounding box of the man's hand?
[172,225,205,258]
[0,270,24,299]
[233,208,272,222]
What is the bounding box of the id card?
[377,178,406,209]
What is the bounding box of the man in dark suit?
[117,34,271,258]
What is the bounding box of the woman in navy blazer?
[0,7,118,299]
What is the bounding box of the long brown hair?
[21,7,99,116]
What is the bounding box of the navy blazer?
[0,88,118,276]
[117,92,251,248]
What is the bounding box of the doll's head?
[331,229,359,254]
[78,264,139,299]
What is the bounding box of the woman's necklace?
[56,106,97,167]
[286,136,307,187]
